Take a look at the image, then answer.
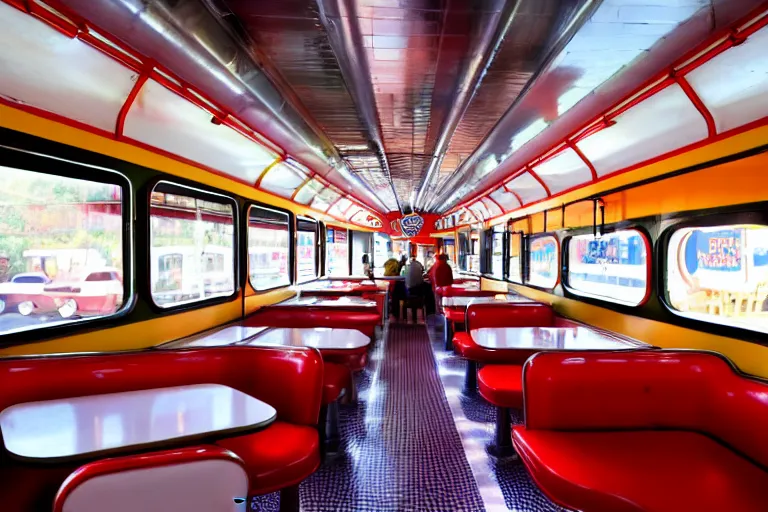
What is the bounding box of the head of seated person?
[383,258,400,277]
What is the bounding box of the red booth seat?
[477,364,523,409]
[0,347,323,510]
[453,303,576,364]
[245,307,379,339]
[513,351,768,512]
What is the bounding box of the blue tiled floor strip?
[251,317,562,511]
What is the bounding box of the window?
[0,165,126,334]
[566,230,649,306]
[296,217,318,284]
[468,227,480,273]
[665,223,768,333]
[248,205,290,291]
[508,232,523,283]
[150,183,236,307]
[326,227,349,277]
[527,235,559,288]
[458,230,470,271]
[488,226,505,279]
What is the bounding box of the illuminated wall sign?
[400,214,425,237]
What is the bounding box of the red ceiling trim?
[2,0,385,217]
[115,65,152,139]
[502,183,525,208]
[254,157,283,188]
[526,167,551,197]
[673,74,717,138]
[291,175,316,201]
[483,195,504,215]
[444,5,768,218]
[567,140,598,181]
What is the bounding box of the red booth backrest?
[437,286,497,298]
[524,351,768,469]
[0,347,323,427]
[466,303,555,330]
[245,308,378,337]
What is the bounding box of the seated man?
[404,255,425,296]
[430,254,454,288]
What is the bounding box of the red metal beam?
[674,74,717,138]
[567,140,598,181]
[526,167,552,197]
[115,65,152,139]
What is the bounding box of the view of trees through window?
[150,186,235,307]
[0,166,124,333]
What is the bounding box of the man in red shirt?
[430,254,454,314]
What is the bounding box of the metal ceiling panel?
[432,0,767,213]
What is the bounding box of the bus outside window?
[666,224,768,333]
[566,230,649,306]
[248,206,290,290]
[150,184,235,306]
[527,235,558,288]
[0,166,125,333]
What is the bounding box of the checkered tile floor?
[250,317,562,511]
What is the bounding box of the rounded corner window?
[248,205,291,291]
[150,182,237,308]
[527,235,559,289]
[0,163,131,337]
[564,229,650,307]
[663,223,768,334]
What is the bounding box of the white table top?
[442,294,535,308]
[274,296,377,308]
[161,326,270,348]
[244,327,370,350]
[471,326,647,351]
[0,384,276,463]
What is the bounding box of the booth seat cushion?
[478,365,523,409]
[323,362,351,405]
[322,347,369,372]
[444,308,465,323]
[512,427,768,512]
[216,422,320,496]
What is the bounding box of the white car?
[0,272,52,315]
[37,268,124,318]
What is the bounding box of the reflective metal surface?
[55,0,391,213]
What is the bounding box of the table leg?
[279,484,300,512]
[464,360,477,394]
[444,317,453,351]
[486,406,517,459]
[325,401,340,453]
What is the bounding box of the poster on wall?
[685,228,743,274]
[334,228,347,244]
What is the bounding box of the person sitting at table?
[398,254,408,275]
[383,257,400,277]
[362,254,374,279]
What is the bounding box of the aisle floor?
[250,316,562,511]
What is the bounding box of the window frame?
[296,216,319,284]
[245,202,293,292]
[525,233,560,291]
[562,226,653,307]
[0,144,135,344]
[484,225,507,280]
[506,229,525,284]
[658,208,768,341]
[146,179,239,312]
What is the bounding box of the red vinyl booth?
[436,286,497,350]
[0,347,323,512]
[245,306,380,340]
[452,303,565,392]
[513,350,768,512]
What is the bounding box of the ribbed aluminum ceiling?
[216,0,758,214]
[220,0,594,212]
